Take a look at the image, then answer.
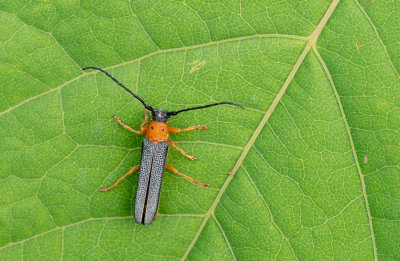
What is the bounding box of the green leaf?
[0,0,399,259]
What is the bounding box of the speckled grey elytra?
[134,139,168,225]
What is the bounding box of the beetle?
[82,67,243,225]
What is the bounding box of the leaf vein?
[354,0,400,79]
[312,45,378,260]
[128,0,160,50]
[241,165,298,260]
[0,34,307,117]
[212,214,237,261]
[0,215,204,250]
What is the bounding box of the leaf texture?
[0,0,399,260]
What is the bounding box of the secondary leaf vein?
[0,33,307,117]
[312,45,378,260]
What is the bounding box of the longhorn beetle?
[82,67,243,225]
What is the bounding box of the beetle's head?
[152,109,169,122]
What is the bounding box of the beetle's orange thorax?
[146,120,169,143]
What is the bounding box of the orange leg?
[114,109,148,135]
[168,139,197,160]
[165,164,209,188]
[99,165,140,192]
[155,205,160,220]
[140,109,149,129]
[168,125,208,133]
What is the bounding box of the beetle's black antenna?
[82,67,153,111]
[167,102,244,116]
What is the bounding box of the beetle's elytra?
[83,67,243,225]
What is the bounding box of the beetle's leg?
[113,116,146,135]
[154,205,160,220]
[99,165,140,192]
[168,125,208,133]
[167,139,197,160]
[140,109,149,129]
[165,164,209,188]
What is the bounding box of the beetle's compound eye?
[151,126,154,130]
[161,128,164,131]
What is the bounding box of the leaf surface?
[0,0,399,260]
